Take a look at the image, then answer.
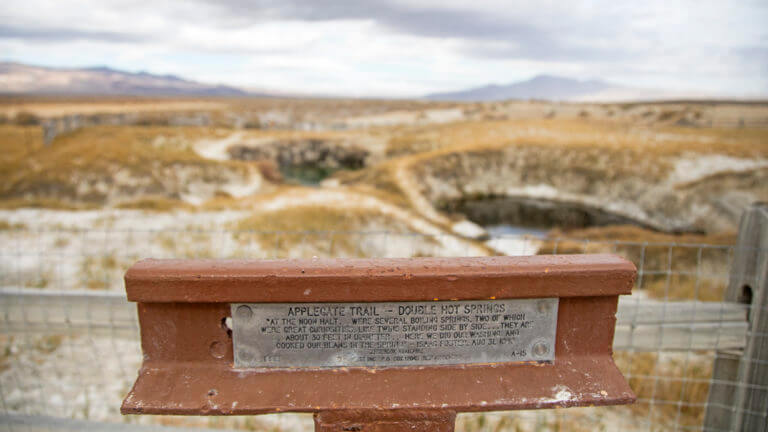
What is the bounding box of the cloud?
[0,24,143,42]
[0,0,766,96]
[192,0,630,62]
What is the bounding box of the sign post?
[121,254,636,431]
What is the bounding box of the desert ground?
[3,96,766,233]
[1,95,767,431]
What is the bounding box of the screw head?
[236,305,253,320]
[209,341,226,359]
[532,341,549,357]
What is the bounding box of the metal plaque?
[231,298,558,368]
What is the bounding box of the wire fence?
[0,226,765,432]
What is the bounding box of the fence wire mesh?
[0,227,765,432]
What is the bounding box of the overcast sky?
[1,0,766,97]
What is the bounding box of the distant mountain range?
[1,62,720,101]
[423,74,712,102]
[0,62,250,96]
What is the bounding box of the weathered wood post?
[121,254,637,431]
[705,203,768,431]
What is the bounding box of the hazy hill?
[0,62,248,96]
[426,74,630,102]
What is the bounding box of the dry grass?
[641,275,727,302]
[199,195,252,211]
[345,182,412,209]
[543,225,736,245]
[13,111,40,125]
[235,204,380,232]
[0,125,251,205]
[232,204,410,257]
[0,125,43,164]
[254,159,284,182]
[0,220,26,230]
[234,127,356,141]
[152,231,217,259]
[114,197,195,211]
[0,336,11,373]
[34,335,64,354]
[199,185,298,211]
[360,117,768,219]
[457,350,717,431]
[386,117,768,159]
[0,97,226,118]
[458,414,521,432]
[125,414,293,431]
[335,161,406,199]
[537,225,735,301]
[615,352,713,429]
[372,119,765,226]
[342,115,768,240]
[81,253,125,290]
[0,198,100,210]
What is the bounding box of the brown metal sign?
[121,254,636,430]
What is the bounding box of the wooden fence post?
[704,203,768,431]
